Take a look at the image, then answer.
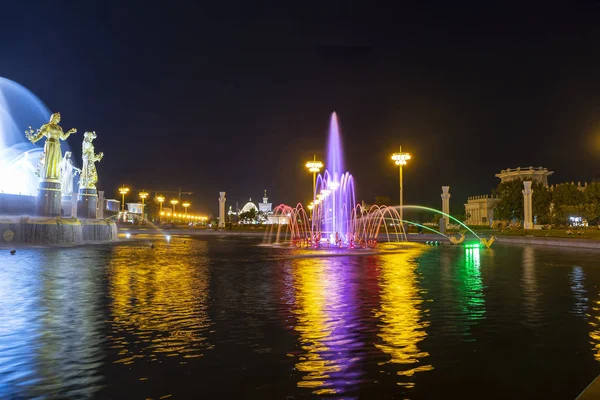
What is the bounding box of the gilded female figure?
[80,131,103,189]
[25,112,77,182]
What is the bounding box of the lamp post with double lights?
[156,195,165,223]
[139,191,148,223]
[118,185,129,222]
[305,155,323,220]
[170,199,179,223]
[391,146,411,232]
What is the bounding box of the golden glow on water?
[590,303,600,361]
[107,239,211,364]
[290,255,362,396]
[375,245,433,386]
[292,257,339,395]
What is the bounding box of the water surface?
[1,235,599,399]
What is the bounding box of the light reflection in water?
[375,245,433,387]
[521,246,541,327]
[0,250,105,398]
[107,240,212,365]
[461,247,485,321]
[570,266,588,317]
[291,256,362,396]
[586,271,600,361]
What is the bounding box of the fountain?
[0,77,116,245]
[267,112,490,249]
[268,113,408,248]
[0,77,55,197]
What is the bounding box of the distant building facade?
[464,195,500,225]
[229,190,288,224]
[465,166,552,226]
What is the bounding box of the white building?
[465,166,552,226]
[259,190,272,213]
[464,195,500,226]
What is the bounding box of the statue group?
[25,112,104,217]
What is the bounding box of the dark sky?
[2,2,600,216]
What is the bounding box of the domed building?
[226,190,288,225]
[240,198,258,214]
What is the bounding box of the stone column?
[523,181,533,229]
[37,180,61,216]
[441,186,450,226]
[218,192,226,228]
[77,187,98,219]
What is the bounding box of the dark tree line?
[493,179,600,226]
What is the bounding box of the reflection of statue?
[79,131,103,189]
[25,112,77,182]
[59,151,80,196]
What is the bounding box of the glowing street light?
[157,195,165,222]
[170,199,178,222]
[139,190,148,223]
[182,202,190,215]
[391,146,411,231]
[118,185,129,222]
[305,154,323,203]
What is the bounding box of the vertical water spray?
[0,77,70,196]
[317,112,355,244]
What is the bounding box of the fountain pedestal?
[77,187,98,219]
[37,181,61,216]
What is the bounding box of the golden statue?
[79,131,103,189]
[448,232,465,244]
[480,236,496,249]
[25,112,77,182]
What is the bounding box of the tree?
[493,179,523,221]
[238,208,257,223]
[552,183,584,224]
[493,179,551,224]
[257,210,269,224]
[584,183,600,225]
[531,181,551,224]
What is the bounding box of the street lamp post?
[170,199,178,223]
[391,146,411,231]
[118,185,130,222]
[305,155,323,224]
[139,191,148,223]
[182,202,190,216]
[156,195,165,223]
[305,155,323,202]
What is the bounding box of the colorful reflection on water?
[290,256,363,396]
[375,245,433,387]
[107,238,212,364]
[0,238,600,399]
[460,247,485,322]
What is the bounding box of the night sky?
[2,2,600,216]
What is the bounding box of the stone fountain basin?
[0,216,117,245]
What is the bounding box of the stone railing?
[467,194,499,201]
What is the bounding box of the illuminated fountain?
[0,77,55,196]
[269,113,408,248]
[0,77,116,244]
[268,112,489,249]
